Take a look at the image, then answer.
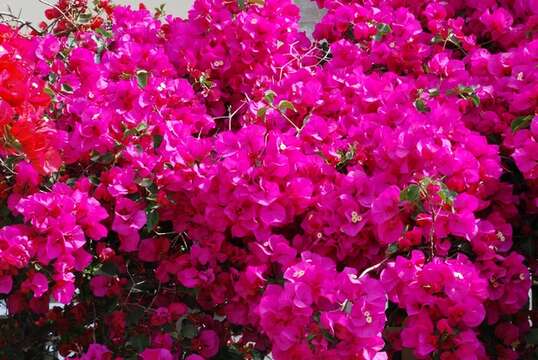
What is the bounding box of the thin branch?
[0,157,17,176]
[211,101,247,131]
[360,256,390,278]
[37,0,78,29]
[280,111,302,133]
[145,281,161,312]
[0,11,41,33]
[428,205,442,259]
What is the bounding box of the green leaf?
[129,334,149,352]
[95,28,112,38]
[264,90,276,105]
[257,106,268,119]
[154,4,166,16]
[136,122,148,133]
[90,151,114,164]
[414,99,429,113]
[525,329,538,345]
[374,23,392,41]
[100,262,119,275]
[162,323,174,332]
[250,350,268,360]
[180,319,198,339]
[437,182,457,205]
[136,178,153,188]
[336,144,356,173]
[428,88,440,97]
[511,115,533,132]
[123,129,137,138]
[266,276,284,285]
[341,299,353,314]
[88,175,100,185]
[278,100,296,113]
[198,74,213,89]
[153,134,163,149]
[386,243,399,256]
[77,13,92,24]
[136,70,149,88]
[43,86,55,98]
[214,347,244,360]
[400,184,420,202]
[469,93,480,107]
[458,85,475,95]
[175,316,187,333]
[61,83,74,94]
[321,329,338,345]
[47,73,58,83]
[123,123,147,138]
[419,177,433,188]
[66,177,77,186]
[446,32,462,48]
[145,206,159,232]
[431,34,443,44]
[456,86,480,107]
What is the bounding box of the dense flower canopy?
[0,0,536,359]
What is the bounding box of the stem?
[37,0,78,29]
[0,12,41,33]
[429,206,442,259]
[359,256,390,278]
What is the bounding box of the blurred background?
[0,0,323,34]
[0,0,193,23]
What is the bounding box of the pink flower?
[446,299,485,328]
[259,202,286,226]
[13,161,40,194]
[0,225,32,269]
[401,310,437,357]
[139,237,169,262]
[259,284,312,352]
[140,348,173,360]
[46,215,85,259]
[448,211,477,240]
[152,332,173,349]
[112,197,146,251]
[480,8,513,34]
[80,343,112,360]
[449,330,487,359]
[185,355,205,360]
[376,216,404,245]
[0,1,535,358]
[90,275,116,298]
[0,275,13,294]
[371,186,401,224]
[196,330,219,358]
[150,307,171,327]
[52,279,75,304]
[168,302,188,319]
[27,272,48,298]
[494,322,519,346]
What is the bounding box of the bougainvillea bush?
[0,0,536,358]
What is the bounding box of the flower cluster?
[381,251,489,358]
[0,0,535,359]
[259,252,387,359]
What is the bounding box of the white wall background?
[0,0,193,24]
[0,1,324,33]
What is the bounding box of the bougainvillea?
[0,0,536,359]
